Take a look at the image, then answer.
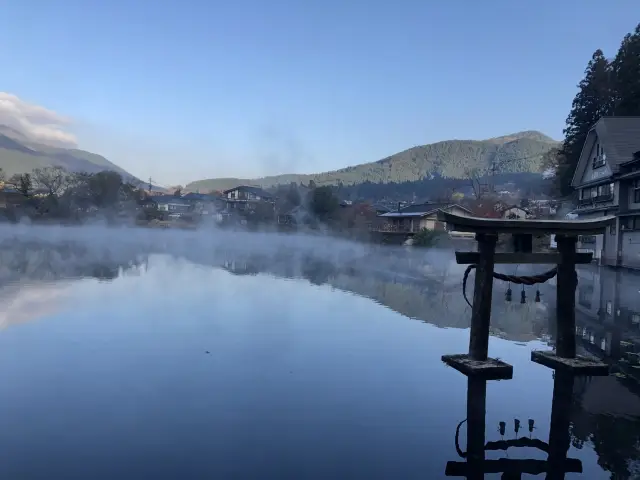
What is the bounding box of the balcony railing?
[578,193,614,206]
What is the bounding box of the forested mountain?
[0,126,138,181]
[186,130,558,192]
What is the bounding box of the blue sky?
[0,0,638,185]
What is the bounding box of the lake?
[0,225,639,479]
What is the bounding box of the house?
[151,195,193,218]
[0,187,26,209]
[570,117,640,267]
[182,192,224,215]
[502,205,530,220]
[222,185,275,214]
[375,202,473,233]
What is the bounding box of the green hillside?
[186,131,558,192]
[0,128,137,181]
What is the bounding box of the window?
[620,216,640,230]
[593,143,606,168]
[632,313,640,326]
[596,183,613,198]
[606,301,613,315]
[634,179,640,203]
[578,286,593,308]
[578,285,594,309]
[610,223,616,235]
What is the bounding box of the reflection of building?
[568,265,640,478]
[575,266,640,373]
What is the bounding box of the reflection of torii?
[445,374,582,480]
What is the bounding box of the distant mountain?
[186,130,559,192]
[0,125,138,182]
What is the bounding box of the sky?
[0,0,638,186]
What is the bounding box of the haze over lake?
[0,226,638,479]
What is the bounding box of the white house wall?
[621,231,640,267]
[578,133,614,184]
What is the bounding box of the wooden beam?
[455,252,593,265]
[437,211,614,235]
[445,458,582,476]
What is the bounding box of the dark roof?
[182,192,219,201]
[152,195,191,205]
[222,185,273,198]
[571,117,640,187]
[379,202,472,218]
[372,203,392,213]
[596,117,640,171]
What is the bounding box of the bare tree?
[464,167,485,199]
[32,166,71,196]
[0,168,5,184]
[9,173,33,197]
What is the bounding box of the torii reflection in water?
[445,372,582,480]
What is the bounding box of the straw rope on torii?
[461,264,558,307]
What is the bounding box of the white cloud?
[0,92,77,148]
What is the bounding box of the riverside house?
[570,116,640,268]
[374,202,472,234]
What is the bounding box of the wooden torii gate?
[436,211,616,379]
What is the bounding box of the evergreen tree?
[558,50,613,196]
[611,23,640,116]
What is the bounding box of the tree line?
[0,165,144,219]
[551,23,640,196]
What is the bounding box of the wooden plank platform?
[531,350,610,376]
[455,252,593,265]
[437,211,615,235]
[442,354,513,380]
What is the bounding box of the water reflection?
[1,237,640,478]
[445,373,581,479]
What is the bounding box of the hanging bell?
[528,419,535,433]
[505,287,512,302]
[535,290,541,303]
[520,289,526,304]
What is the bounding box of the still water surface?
[0,247,639,479]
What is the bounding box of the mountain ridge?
[0,125,139,182]
[186,130,559,192]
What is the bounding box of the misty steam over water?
[0,225,638,479]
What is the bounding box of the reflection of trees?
[300,255,336,286]
[214,252,552,341]
[0,240,147,283]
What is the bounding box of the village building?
[501,205,530,220]
[374,202,472,234]
[570,116,640,267]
